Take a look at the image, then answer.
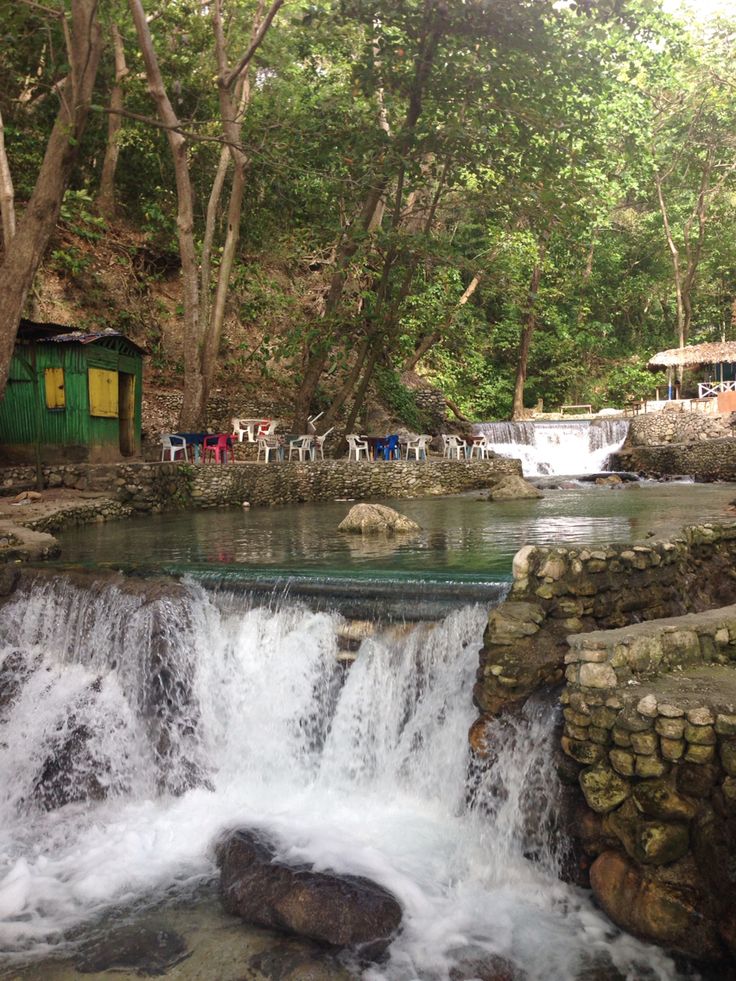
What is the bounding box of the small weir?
[0,573,682,979]
[475,419,630,476]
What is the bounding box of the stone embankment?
[562,606,736,961]
[0,457,521,558]
[612,409,736,480]
[473,523,736,722]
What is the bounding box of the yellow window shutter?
[88,368,119,417]
[44,367,66,409]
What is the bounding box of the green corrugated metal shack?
[0,319,145,464]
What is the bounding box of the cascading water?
[476,419,630,477]
[0,576,681,980]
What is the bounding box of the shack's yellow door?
[44,367,65,409]
[88,368,119,417]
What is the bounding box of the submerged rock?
[338,503,421,535]
[449,947,527,980]
[76,925,190,975]
[488,476,543,501]
[217,828,402,952]
[247,938,354,981]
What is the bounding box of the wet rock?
[589,850,724,961]
[579,765,630,814]
[337,503,421,535]
[217,829,402,952]
[0,650,38,716]
[32,722,109,810]
[488,475,543,501]
[246,938,354,980]
[76,925,189,975]
[632,780,697,822]
[635,819,690,865]
[0,565,20,596]
[448,948,526,980]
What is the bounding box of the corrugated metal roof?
[17,319,147,355]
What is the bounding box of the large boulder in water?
[216,829,402,952]
[488,476,543,501]
[589,849,724,961]
[338,503,421,535]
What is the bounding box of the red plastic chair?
[202,434,234,464]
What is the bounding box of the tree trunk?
[290,178,388,432]
[0,108,16,250]
[511,235,548,421]
[131,0,282,430]
[96,24,128,221]
[0,0,102,403]
[344,336,382,434]
[654,171,685,352]
[129,0,203,428]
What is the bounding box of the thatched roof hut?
[648,341,736,369]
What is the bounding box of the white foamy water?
[476,420,630,476]
[0,577,680,979]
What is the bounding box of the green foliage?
[374,366,428,431]
[3,0,736,421]
[50,246,90,279]
[59,191,107,242]
[596,361,668,408]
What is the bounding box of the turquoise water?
[58,482,736,582]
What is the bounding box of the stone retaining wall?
[560,606,736,962]
[612,437,736,481]
[1,456,521,525]
[611,410,736,479]
[626,410,734,447]
[473,523,736,721]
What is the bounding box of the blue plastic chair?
[384,434,400,460]
[373,437,386,460]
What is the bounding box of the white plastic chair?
[440,434,451,458]
[288,435,314,461]
[160,434,189,462]
[313,427,334,460]
[346,434,370,461]
[469,435,489,459]
[445,435,467,460]
[307,412,324,434]
[257,435,282,462]
[405,434,432,461]
[232,417,255,442]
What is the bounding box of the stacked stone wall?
[613,437,736,481]
[560,607,736,961]
[474,524,736,720]
[612,409,736,479]
[1,457,521,530]
[626,410,734,447]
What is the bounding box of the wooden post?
[29,340,43,491]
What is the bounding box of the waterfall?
[0,576,679,980]
[476,419,629,477]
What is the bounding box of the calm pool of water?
[58,481,736,582]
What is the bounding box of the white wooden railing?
[698,380,736,398]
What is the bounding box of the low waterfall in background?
[475,419,630,477]
[0,576,679,980]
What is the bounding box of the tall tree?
[97,23,129,221]
[0,0,102,402]
[129,0,285,428]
